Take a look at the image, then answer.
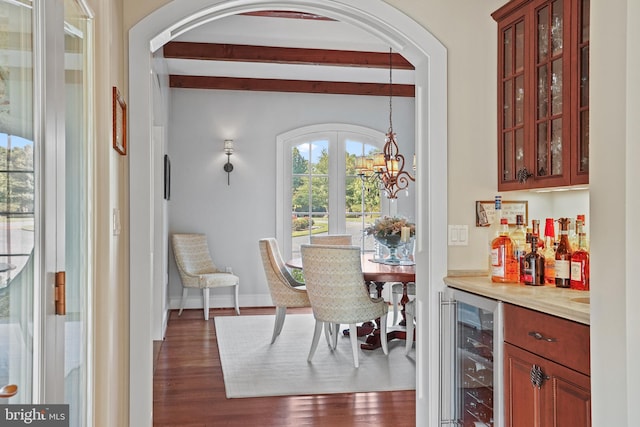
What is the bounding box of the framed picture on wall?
[112,86,127,155]
[164,154,171,200]
[475,200,528,227]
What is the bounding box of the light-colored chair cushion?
[301,244,388,368]
[309,234,352,245]
[172,233,240,320]
[258,238,311,343]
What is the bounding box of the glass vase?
[376,235,402,264]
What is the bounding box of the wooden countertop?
[444,271,590,325]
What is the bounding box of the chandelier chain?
[388,47,393,133]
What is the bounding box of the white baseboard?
[168,292,274,310]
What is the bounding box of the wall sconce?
[223,139,234,185]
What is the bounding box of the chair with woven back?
[301,243,388,368]
[172,233,240,321]
[258,238,311,343]
[309,234,352,245]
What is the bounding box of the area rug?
[214,313,416,398]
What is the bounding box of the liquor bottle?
[522,229,531,280]
[491,218,519,283]
[531,219,544,249]
[541,218,556,284]
[510,214,527,282]
[555,217,573,288]
[570,220,590,290]
[523,235,545,286]
[569,219,584,252]
[487,195,502,276]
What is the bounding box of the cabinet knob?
[530,364,550,388]
[516,167,534,184]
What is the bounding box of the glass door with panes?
[0,1,91,426]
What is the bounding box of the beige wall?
[89,0,130,425]
[118,1,639,426]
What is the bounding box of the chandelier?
[355,48,415,199]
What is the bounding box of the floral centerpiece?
[365,216,415,264]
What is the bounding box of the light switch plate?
[448,225,468,246]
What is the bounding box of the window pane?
[0,0,34,404]
[551,58,562,115]
[551,118,563,175]
[502,132,513,181]
[503,27,512,77]
[537,122,548,176]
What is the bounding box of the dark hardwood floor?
[153,307,416,426]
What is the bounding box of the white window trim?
[276,123,395,259]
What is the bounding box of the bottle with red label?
[491,218,519,283]
[570,220,590,290]
[555,217,573,288]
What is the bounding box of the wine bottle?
[570,220,590,290]
[555,217,573,288]
[531,219,544,249]
[510,214,527,282]
[487,195,502,277]
[542,218,556,284]
[491,218,519,283]
[523,235,545,286]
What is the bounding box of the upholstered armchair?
[172,233,240,320]
[258,238,311,343]
[300,244,388,368]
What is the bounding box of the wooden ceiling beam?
[240,11,335,21]
[163,42,414,70]
[169,75,415,97]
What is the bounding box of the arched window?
[277,124,396,259]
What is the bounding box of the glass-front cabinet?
[493,0,589,191]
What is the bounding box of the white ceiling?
[164,13,415,85]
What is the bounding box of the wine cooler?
[440,288,503,427]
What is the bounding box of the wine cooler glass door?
[441,289,504,427]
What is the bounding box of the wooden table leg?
[360,281,410,350]
[398,282,410,326]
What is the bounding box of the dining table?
[286,253,415,350]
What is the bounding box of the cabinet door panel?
[544,360,591,426]
[505,342,591,427]
[505,344,541,427]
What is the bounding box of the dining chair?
[258,238,311,343]
[309,234,352,245]
[301,244,388,368]
[391,282,416,324]
[405,299,416,355]
[172,233,240,320]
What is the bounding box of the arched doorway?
[129,2,447,426]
